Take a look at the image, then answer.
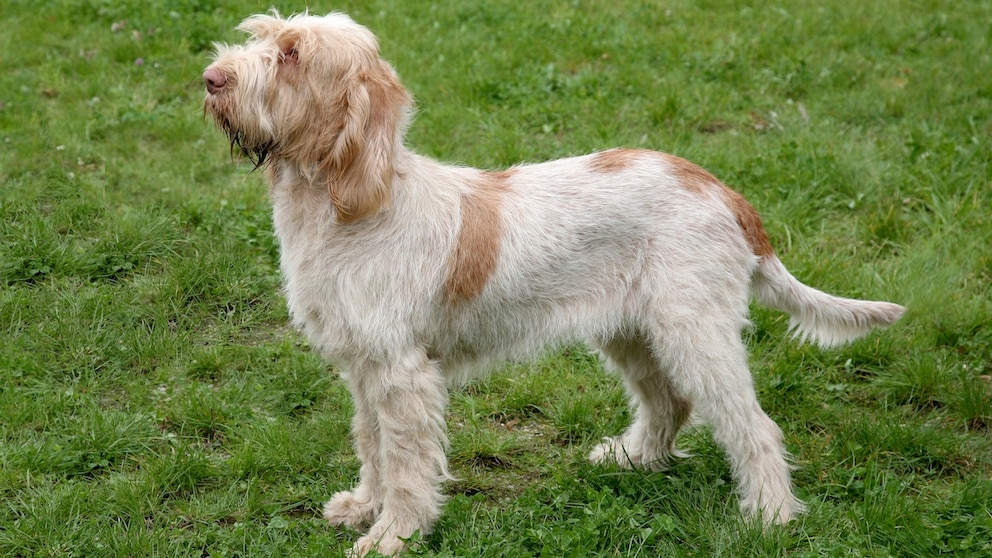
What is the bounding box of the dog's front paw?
[323,490,378,530]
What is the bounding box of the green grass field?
[2,0,991,556]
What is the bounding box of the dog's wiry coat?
[204,11,905,556]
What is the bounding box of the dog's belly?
[430,277,635,382]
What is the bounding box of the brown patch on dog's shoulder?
[664,154,775,257]
[445,171,510,304]
[588,148,655,173]
[484,168,517,182]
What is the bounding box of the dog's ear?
[324,61,410,223]
[236,11,286,40]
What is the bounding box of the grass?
[2,0,991,555]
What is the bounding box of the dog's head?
[203,11,411,222]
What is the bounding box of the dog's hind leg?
[589,334,692,471]
[337,351,450,557]
[649,312,806,524]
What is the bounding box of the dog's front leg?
[337,352,450,557]
[323,376,384,531]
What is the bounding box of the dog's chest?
[268,184,448,359]
[267,183,351,342]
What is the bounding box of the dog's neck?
[265,145,414,224]
[266,160,324,195]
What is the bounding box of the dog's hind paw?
[349,534,406,557]
[323,490,378,531]
[589,437,641,469]
[588,436,684,472]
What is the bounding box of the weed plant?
[2,0,990,556]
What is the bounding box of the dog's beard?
[227,128,274,170]
[205,101,275,171]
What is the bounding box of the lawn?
[2,0,991,556]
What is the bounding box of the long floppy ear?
[323,60,410,223]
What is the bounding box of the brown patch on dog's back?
[662,154,721,195]
[588,148,654,173]
[588,149,774,258]
[717,185,774,257]
[664,154,775,258]
[445,170,511,304]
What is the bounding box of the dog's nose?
[203,68,227,94]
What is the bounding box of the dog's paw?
[323,490,378,530]
[588,437,638,469]
[589,437,682,472]
[740,488,807,526]
[348,533,406,557]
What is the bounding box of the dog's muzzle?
[203,67,227,95]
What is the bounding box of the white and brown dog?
[203,11,904,556]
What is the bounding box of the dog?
[203,11,905,556]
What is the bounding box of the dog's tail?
[751,255,905,348]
